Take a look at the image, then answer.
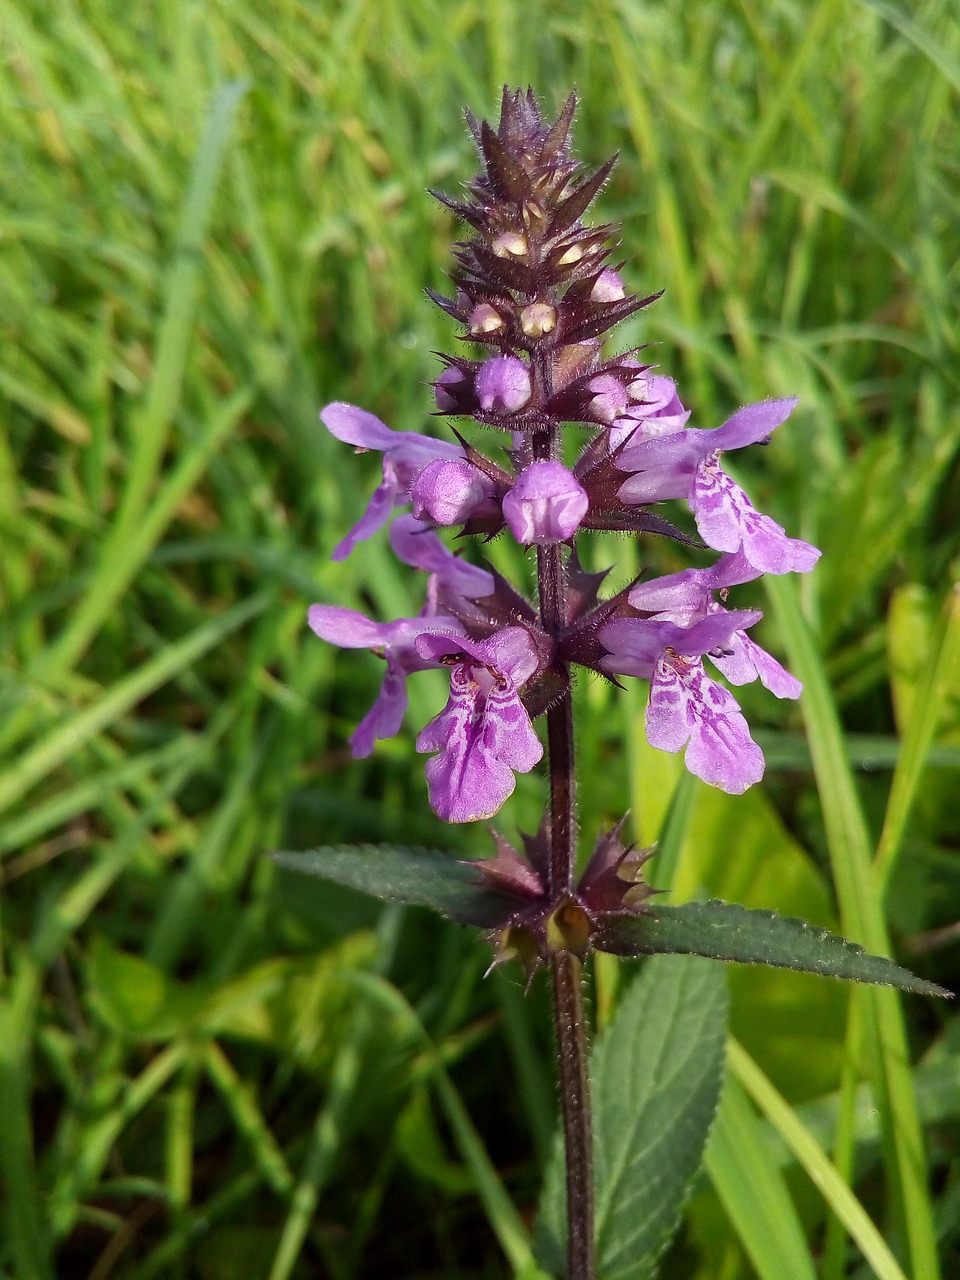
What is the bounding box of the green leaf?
[536,955,728,1280]
[87,938,206,1039]
[597,901,950,997]
[271,845,513,927]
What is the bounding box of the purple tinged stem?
[552,951,596,1280]
[532,347,595,1278]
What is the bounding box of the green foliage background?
[1,0,958,1276]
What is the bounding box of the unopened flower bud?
[411,459,492,526]
[520,303,558,338]
[502,461,588,544]
[590,268,626,302]
[476,356,532,414]
[557,243,584,265]
[469,303,506,336]
[587,373,631,423]
[492,231,528,258]
[434,366,466,412]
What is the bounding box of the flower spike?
[310,86,819,825]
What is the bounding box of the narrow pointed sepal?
[563,546,611,624]
[462,831,545,900]
[577,817,660,914]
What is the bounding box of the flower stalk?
[551,950,595,1280]
[308,88,820,1277]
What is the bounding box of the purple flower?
[476,356,532,413]
[614,398,821,573]
[599,608,763,682]
[410,458,496,527]
[599,607,768,794]
[608,374,690,447]
[389,515,494,613]
[627,552,802,699]
[414,628,543,822]
[646,648,764,793]
[320,402,463,560]
[307,606,465,758]
[502,462,589,544]
[308,516,495,757]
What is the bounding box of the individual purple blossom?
[307,607,465,758]
[627,552,802,699]
[307,516,497,758]
[614,398,821,573]
[476,355,532,413]
[598,608,767,794]
[320,402,463,560]
[415,627,543,822]
[502,462,589,545]
[411,458,496,527]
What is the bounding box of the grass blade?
[39,81,249,677]
[0,593,268,821]
[704,1069,817,1280]
[765,572,940,1280]
[729,1038,909,1280]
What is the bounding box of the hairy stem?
[533,408,595,1278]
[545,693,576,895]
[551,950,595,1280]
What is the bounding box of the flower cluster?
[310,90,819,823]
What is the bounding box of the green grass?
[1,0,959,1277]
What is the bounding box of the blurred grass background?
[1,0,959,1277]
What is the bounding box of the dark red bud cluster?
[463,816,659,979]
[429,88,661,429]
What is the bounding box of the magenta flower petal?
[414,627,543,822]
[307,604,393,651]
[616,397,797,473]
[646,650,765,793]
[710,633,802,699]
[502,461,588,544]
[693,456,821,573]
[711,398,798,451]
[331,479,397,562]
[320,401,464,559]
[349,658,410,757]
[320,402,398,451]
[308,605,464,758]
